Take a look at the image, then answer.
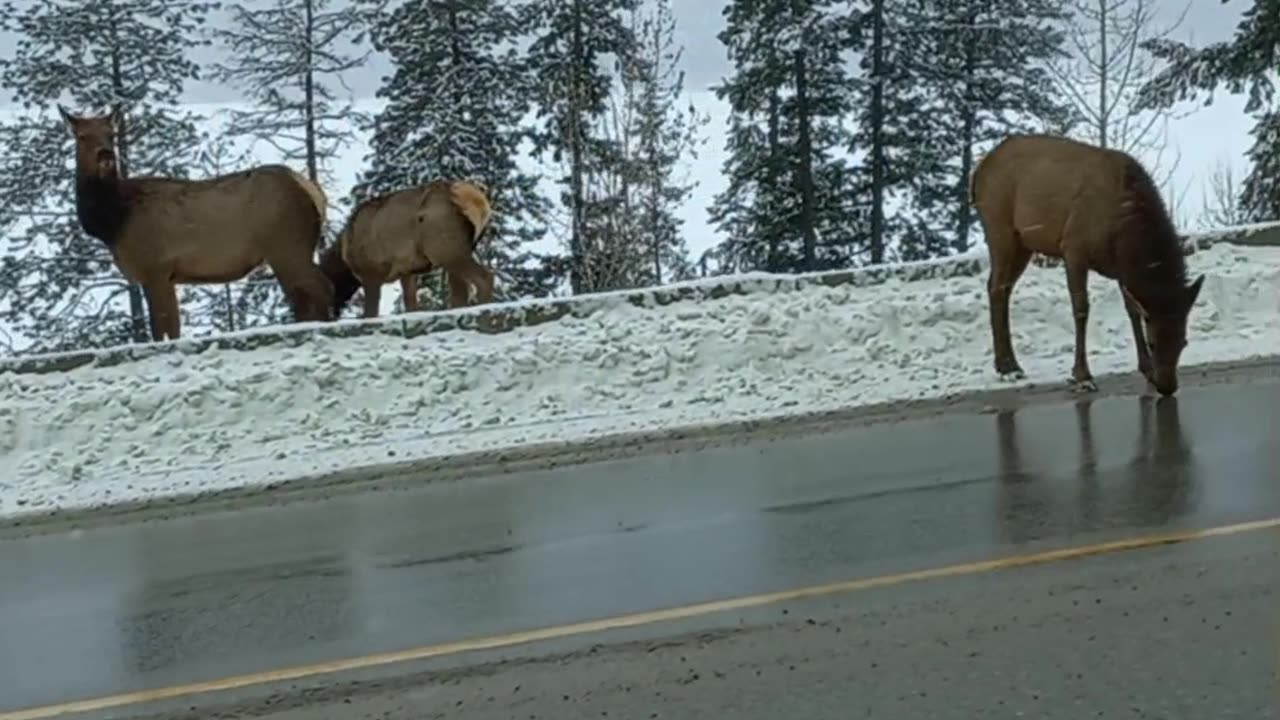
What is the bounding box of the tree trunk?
[869,0,886,265]
[766,90,781,272]
[794,48,818,271]
[649,18,663,285]
[954,7,979,254]
[1097,0,1109,148]
[224,284,235,331]
[108,11,148,343]
[568,0,587,293]
[303,0,318,182]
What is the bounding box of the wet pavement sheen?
[0,377,1277,712]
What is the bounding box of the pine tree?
[0,0,216,353]
[210,0,370,200]
[208,0,372,320]
[581,0,707,289]
[707,107,791,273]
[859,0,889,264]
[709,0,862,274]
[1136,1,1280,222]
[356,0,557,309]
[525,0,640,293]
[627,1,706,285]
[883,0,1074,260]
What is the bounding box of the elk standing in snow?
[60,105,333,341]
[969,134,1204,397]
[319,179,495,318]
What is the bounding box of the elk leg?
[400,274,420,313]
[985,237,1032,379]
[269,257,334,323]
[142,287,163,342]
[307,266,335,322]
[458,258,495,306]
[473,264,495,304]
[143,280,181,341]
[1064,257,1097,392]
[446,270,470,308]
[362,282,382,318]
[1119,282,1154,382]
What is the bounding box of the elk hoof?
[995,361,1025,382]
[1069,377,1098,393]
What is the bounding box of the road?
[0,375,1277,719]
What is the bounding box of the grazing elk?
[970,134,1204,397]
[319,179,494,318]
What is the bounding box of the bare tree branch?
[1045,0,1193,184]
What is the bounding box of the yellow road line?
[4,516,1278,720]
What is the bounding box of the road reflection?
[994,395,1199,545]
[1125,396,1195,526]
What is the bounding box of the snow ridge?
[0,240,1278,525]
[5,221,1275,377]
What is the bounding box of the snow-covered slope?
[1,241,1278,524]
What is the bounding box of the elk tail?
[283,167,329,241]
[449,180,493,248]
[968,151,987,206]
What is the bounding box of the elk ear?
[58,104,77,128]
[1120,284,1149,319]
[1185,274,1205,307]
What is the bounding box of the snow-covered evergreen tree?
[0,0,215,353]
[525,0,639,293]
[1137,1,1280,222]
[357,0,556,308]
[709,0,862,274]
[707,106,791,273]
[884,0,1074,260]
[626,0,706,285]
[852,0,891,265]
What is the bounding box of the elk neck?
[73,171,131,247]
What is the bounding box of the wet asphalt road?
[0,376,1278,718]
[144,526,1280,720]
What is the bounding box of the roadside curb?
[2,354,1276,538]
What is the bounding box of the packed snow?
[1,241,1278,523]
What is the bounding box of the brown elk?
[319,179,495,318]
[970,134,1204,397]
[60,106,333,341]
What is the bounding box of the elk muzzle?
[1150,366,1178,397]
[96,148,117,177]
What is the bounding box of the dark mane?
[322,194,384,315]
[74,175,131,247]
[1116,154,1190,292]
[317,240,360,315]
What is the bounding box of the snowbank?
[6,220,1276,377]
[1,239,1279,525]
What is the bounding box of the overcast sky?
[0,1,1258,260]
[161,2,730,104]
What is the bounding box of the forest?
[0,0,1274,354]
